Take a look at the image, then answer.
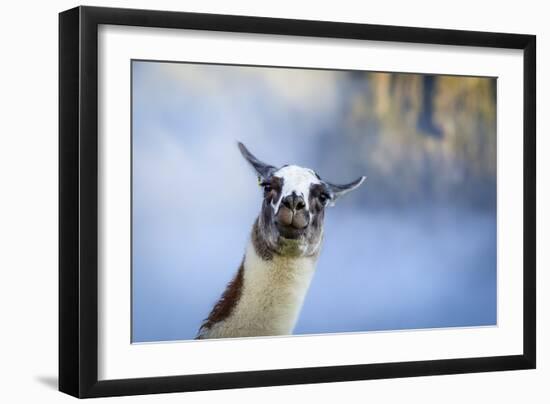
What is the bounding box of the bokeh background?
[132,60,497,343]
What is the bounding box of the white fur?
[271,165,320,213]
[201,241,317,339]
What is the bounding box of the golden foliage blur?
[341,72,496,206]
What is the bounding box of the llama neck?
[200,240,318,339]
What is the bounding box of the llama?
[197,142,365,339]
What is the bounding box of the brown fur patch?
[197,262,244,338]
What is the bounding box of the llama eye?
[261,183,272,193]
[319,193,330,204]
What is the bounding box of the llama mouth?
[276,223,306,240]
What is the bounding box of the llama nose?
[282,193,306,212]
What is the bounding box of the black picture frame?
[59,5,536,398]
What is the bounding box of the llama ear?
[325,176,366,206]
[238,142,276,181]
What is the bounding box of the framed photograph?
[59,6,536,398]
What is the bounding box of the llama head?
[238,142,365,258]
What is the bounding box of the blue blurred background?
[132,60,497,343]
